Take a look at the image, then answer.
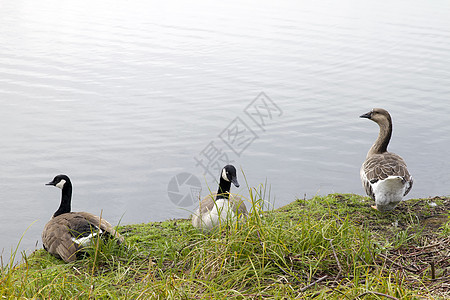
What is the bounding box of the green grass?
[1,191,450,299]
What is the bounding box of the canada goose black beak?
[360,111,372,119]
[46,181,56,186]
[231,177,240,188]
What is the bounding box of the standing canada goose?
[192,165,248,231]
[42,174,124,262]
[360,108,413,211]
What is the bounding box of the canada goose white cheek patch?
[222,169,229,182]
[55,179,66,189]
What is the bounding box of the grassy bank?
[1,189,450,299]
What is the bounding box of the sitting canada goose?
[192,165,248,231]
[360,108,413,211]
[42,174,124,262]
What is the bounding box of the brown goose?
[360,108,413,211]
[42,174,124,262]
[192,165,247,231]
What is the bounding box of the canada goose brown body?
[42,175,124,263]
[192,165,247,231]
[360,108,413,211]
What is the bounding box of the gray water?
[1,0,449,260]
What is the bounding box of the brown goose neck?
[368,119,392,156]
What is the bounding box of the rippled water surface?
[1,0,449,258]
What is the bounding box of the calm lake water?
[1,0,449,260]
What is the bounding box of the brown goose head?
[360,108,392,127]
[360,108,393,155]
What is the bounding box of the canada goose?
[192,165,248,231]
[42,174,124,262]
[360,108,413,211]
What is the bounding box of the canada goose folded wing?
[78,212,124,243]
[197,194,215,214]
[42,212,124,262]
[42,214,83,262]
[229,194,248,215]
[196,193,247,216]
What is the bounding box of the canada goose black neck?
[54,183,72,217]
[216,176,232,200]
[361,108,393,156]
[47,175,73,217]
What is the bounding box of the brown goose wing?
[361,152,413,198]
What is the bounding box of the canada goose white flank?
[360,108,413,211]
[42,174,124,262]
[192,165,248,231]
